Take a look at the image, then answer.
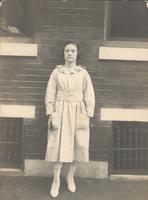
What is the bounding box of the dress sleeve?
[83,70,95,117]
[45,69,57,115]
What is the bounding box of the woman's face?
[64,44,78,63]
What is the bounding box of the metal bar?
[111,121,148,174]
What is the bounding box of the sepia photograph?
[0,0,148,199]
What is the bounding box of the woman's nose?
[68,51,72,55]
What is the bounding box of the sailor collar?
[56,65,86,74]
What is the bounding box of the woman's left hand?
[48,115,52,127]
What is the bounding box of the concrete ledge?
[24,160,108,179]
[101,108,148,122]
[0,42,37,57]
[111,175,148,181]
[0,105,35,118]
[99,46,148,61]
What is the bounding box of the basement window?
[0,117,23,169]
[111,121,148,174]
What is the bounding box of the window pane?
[110,1,148,39]
[0,0,30,36]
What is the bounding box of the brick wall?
[28,0,106,160]
[0,0,106,161]
[1,0,147,164]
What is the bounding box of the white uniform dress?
[45,65,95,162]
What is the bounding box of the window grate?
[111,121,148,174]
[0,118,23,168]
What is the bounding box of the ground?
[0,176,148,200]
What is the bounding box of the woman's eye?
[65,49,76,53]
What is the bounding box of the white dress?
[45,65,95,162]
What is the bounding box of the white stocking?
[66,162,76,192]
[50,162,62,198]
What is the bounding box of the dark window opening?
[109,1,148,41]
[0,0,31,37]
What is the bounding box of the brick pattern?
[27,0,105,160]
[1,0,147,163]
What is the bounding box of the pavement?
[0,176,148,200]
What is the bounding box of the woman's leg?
[50,162,62,198]
[66,162,76,192]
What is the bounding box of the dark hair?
[63,41,80,60]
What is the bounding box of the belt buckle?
[65,93,72,101]
[65,93,69,101]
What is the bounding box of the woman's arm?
[45,69,57,115]
[83,70,95,117]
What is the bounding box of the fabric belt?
[56,91,83,102]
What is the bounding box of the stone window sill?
[0,36,37,57]
[101,108,148,122]
[0,105,35,118]
[99,41,148,61]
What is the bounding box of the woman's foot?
[50,162,62,198]
[50,179,60,198]
[66,175,76,193]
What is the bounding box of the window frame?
[99,2,148,62]
[0,0,37,57]
[104,1,148,46]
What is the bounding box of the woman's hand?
[48,114,52,127]
[90,117,94,128]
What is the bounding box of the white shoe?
[50,180,60,198]
[66,176,76,193]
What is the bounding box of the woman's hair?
[63,41,80,59]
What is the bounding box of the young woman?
[45,42,95,198]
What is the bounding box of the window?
[0,0,31,37]
[108,1,148,41]
[99,1,148,61]
[0,0,37,57]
